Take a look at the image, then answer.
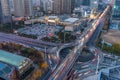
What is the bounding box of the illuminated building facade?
[112,0,120,20]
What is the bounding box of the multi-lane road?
[0,32,61,51]
[48,4,112,80]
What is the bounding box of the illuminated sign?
[48,20,56,23]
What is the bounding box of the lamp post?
[101,39,104,51]
[64,32,66,43]
[96,55,100,74]
[10,14,13,32]
[44,46,47,61]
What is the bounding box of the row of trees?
[42,36,59,43]
[18,33,37,39]
[0,22,24,33]
[42,31,76,43]
[30,62,48,80]
[102,44,120,55]
[56,31,76,43]
[96,37,120,55]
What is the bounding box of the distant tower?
[0,0,11,23]
[112,0,120,20]
[90,0,98,10]
[24,0,33,17]
[54,0,61,14]
[43,0,54,14]
[82,0,90,6]
[54,0,72,14]
[13,0,32,17]
[13,0,25,17]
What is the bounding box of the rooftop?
[98,65,120,80]
[0,62,12,79]
[0,50,30,70]
[64,18,79,23]
[48,16,58,19]
[83,75,98,80]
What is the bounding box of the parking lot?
[18,24,58,39]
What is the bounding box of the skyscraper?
[42,0,54,14]
[0,1,2,23]
[82,0,90,6]
[75,0,83,7]
[112,0,120,20]
[54,0,61,14]
[71,0,75,13]
[90,0,98,10]
[13,0,32,17]
[0,0,11,23]
[24,0,33,16]
[62,0,72,14]
[9,0,14,13]
[13,0,25,17]
[54,0,72,14]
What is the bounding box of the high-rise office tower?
[13,0,25,17]
[54,0,72,14]
[54,0,61,14]
[0,0,11,23]
[32,0,41,6]
[112,0,120,20]
[9,0,14,13]
[81,0,98,9]
[62,0,72,14]
[0,1,2,23]
[90,0,98,10]
[43,0,54,14]
[75,0,83,7]
[71,0,75,13]
[13,0,32,17]
[24,0,33,16]
[82,0,90,6]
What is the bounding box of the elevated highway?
[48,4,112,80]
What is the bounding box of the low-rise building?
[0,50,33,79]
[98,65,120,80]
[45,16,60,25]
[64,18,81,31]
[24,15,82,32]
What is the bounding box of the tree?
[30,69,42,80]
[0,24,3,27]
[41,62,48,70]
[10,68,21,80]
[112,44,120,55]
[0,43,2,48]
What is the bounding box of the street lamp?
[101,39,104,50]
[10,14,13,32]
[64,32,66,43]
[96,55,100,74]
[44,46,47,60]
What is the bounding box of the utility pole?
[101,39,104,51]
[64,31,65,44]
[10,14,13,32]
[96,55,100,74]
[44,46,47,61]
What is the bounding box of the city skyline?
[0,0,120,80]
